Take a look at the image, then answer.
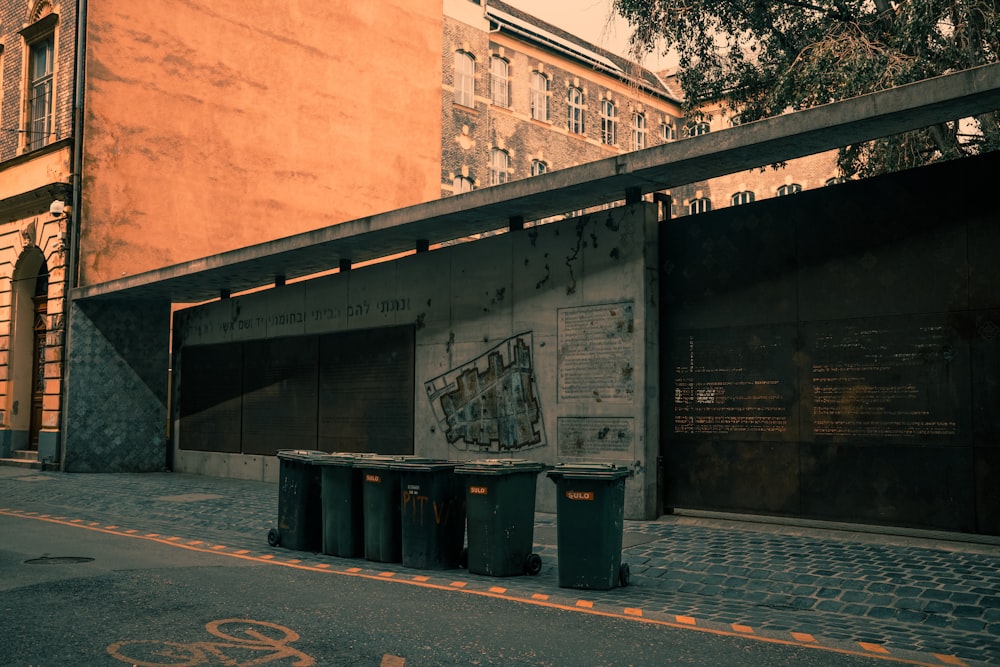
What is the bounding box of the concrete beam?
[75,63,1000,304]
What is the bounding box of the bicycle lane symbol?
[107,618,316,667]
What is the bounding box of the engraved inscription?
[558,303,635,402]
[557,417,634,458]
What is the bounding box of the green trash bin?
[391,460,466,570]
[455,459,544,577]
[269,449,325,552]
[315,453,365,558]
[547,462,631,590]
[357,456,430,563]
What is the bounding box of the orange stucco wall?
[80,1,443,284]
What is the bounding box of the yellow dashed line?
[286,559,302,564]
[859,642,890,654]
[0,508,975,667]
[124,529,139,534]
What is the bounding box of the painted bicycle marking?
[107,618,315,666]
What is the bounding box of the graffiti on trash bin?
[107,618,315,666]
[403,486,463,526]
[424,334,546,453]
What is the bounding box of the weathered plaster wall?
[80,0,443,284]
[173,203,660,519]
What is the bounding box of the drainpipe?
[57,0,87,471]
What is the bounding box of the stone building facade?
[441,0,682,202]
[0,0,444,467]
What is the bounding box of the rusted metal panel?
[178,343,242,453]
[317,326,414,455]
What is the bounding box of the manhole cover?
[24,556,94,565]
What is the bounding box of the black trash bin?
[356,456,429,563]
[269,449,325,552]
[391,460,466,569]
[547,462,631,589]
[455,459,544,577]
[315,453,365,558]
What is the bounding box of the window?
[825,177,847,186]
[684,121,710,137]
[531,159,548,176]
[453,176,474,194]
[530,72,549,121]
[660,120,676,141]
[731,191,755,206]
[776,183,802,196]
[600,99,617,145]
[27,34,54,151]
[490,148,509,185]
[490,56,510,108]
[632,113,646,150]
[688,197,711,215]
[454,51,475,107]
[567,87,585,134]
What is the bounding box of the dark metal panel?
[317,326,414,454]
[241,337,319,456]
[969,216,1000,310]
[661,206,798,330]
[665,325,801,442]
[664,440,801,514]
[799,443,976,532]
[972,309,1000,445]
[800,314,971,445]
[178,343,242,453]
[975,446,1000,534]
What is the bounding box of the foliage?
[614,0,1000,177]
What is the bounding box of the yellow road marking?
[732,624,754,634]
[0,508,960,667]
[532,594,549,601]
[381,655,406,667]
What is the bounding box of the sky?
[500,0,676,72]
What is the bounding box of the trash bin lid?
[546,462,631,480]
[454,458,545,475]
[389,459,460,472]
[358,455,436,470]
[276,449,327,462]
[313,452,362,467]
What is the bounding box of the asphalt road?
[3,514,893,667]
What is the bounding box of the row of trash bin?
[268,451,631,590]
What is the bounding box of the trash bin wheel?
[459,547,468,569]
[525,553,542,576]
[267,527,281,547]
[619,562,630,587]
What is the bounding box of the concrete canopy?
[74,63,1000,305]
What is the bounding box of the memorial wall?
[661,151,1000,534]
[172,203,660,518]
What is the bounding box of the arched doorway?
[9,249,48,455]
[29,267,48,450]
